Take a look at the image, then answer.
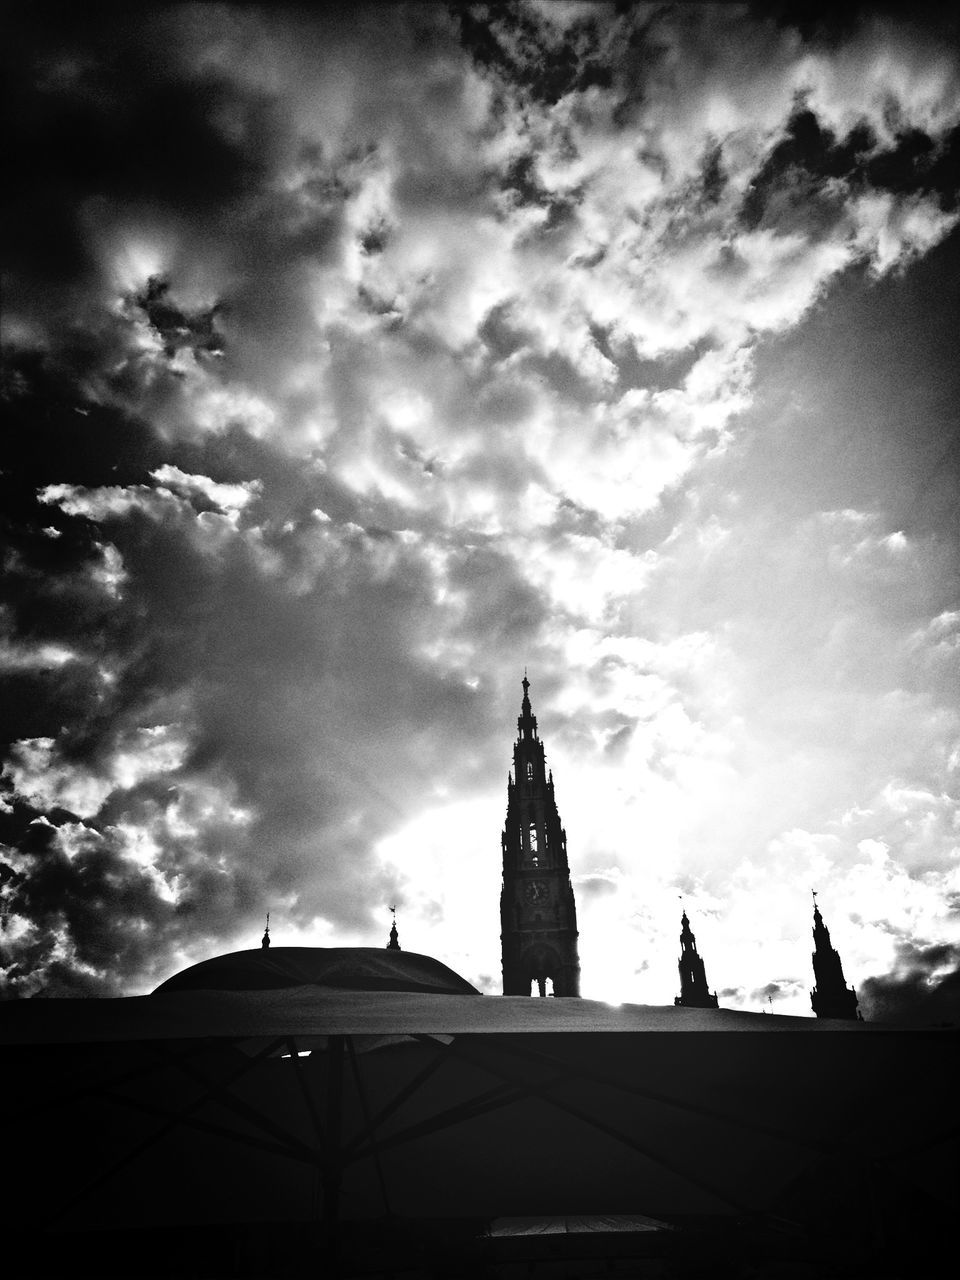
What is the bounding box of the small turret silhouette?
[387,906,401,951]
[261,913,271,950]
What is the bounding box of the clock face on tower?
[524,880,549,904]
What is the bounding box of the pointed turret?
[810,894,860,1020]
[261,913,271,949]
[500,675,580,997]
[387,906,401,951]
[674,909,719,1009]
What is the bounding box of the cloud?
[4,455,505,992]
[576,871,620,900]
[0,636,78,673]
[750,978,806,1007]
[859,938,960,1025]
[2,3,958,1009]
[2,726,188,819]
[150,465,262,520]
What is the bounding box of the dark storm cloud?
[0,365,165,745]
[741,107,960,232]
[2,3,353,446]
[1,453,488,993]
[458,3,611,106]
[859,939,960,1025]
[756,0,959,44]
[3,5,276,301]
[136,277,224,359]
[1,816,181,998]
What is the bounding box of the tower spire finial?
[261,912,270,949]
[519,672,535,737]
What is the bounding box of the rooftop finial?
[518,672,536,738]
[261,912,270,949]
[387,904,401,951]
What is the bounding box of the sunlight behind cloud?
[3,1,958,1015]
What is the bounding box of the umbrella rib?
[888,1119,960,1159]
[833,1116,960,1163]
[479,1038,831,1155]
[20,1038,219,1122]
[339,1039,450,1160]
[100,1090,315,1164]
[443,1040,754,1216]
[153,1038,317,1159]
[346,1037,391,1216]
[286,1036,327,1152]
[321,1036,345,1229]
[348,1080,522,1162]
[347,1079,537,1163]
[532,1089,754,1215]
[46,1036,292,1227]
[347,1047,579,1166]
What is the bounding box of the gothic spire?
[261,912,271,950]
[810,893,860,1020]
[501,674,580,997]
[674,906,718,1009]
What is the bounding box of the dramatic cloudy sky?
[3,2,959,1021]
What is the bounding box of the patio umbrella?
[3,948,955,1273]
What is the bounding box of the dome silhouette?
[152,945,479,996]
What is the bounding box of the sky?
[2,1,959,1023]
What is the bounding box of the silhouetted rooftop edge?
[152,945,480,995]
[2,988,916,1049]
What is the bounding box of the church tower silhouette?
[810,895,861,1020]
[500,676,581,996]
[674,909,719,1009]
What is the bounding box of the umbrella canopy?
[3,948,956,1271]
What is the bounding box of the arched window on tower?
[528,823,539,866]
[526,761,534,782]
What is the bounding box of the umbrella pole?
[347,1036,392,1217]
[323,1035,345,1264]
